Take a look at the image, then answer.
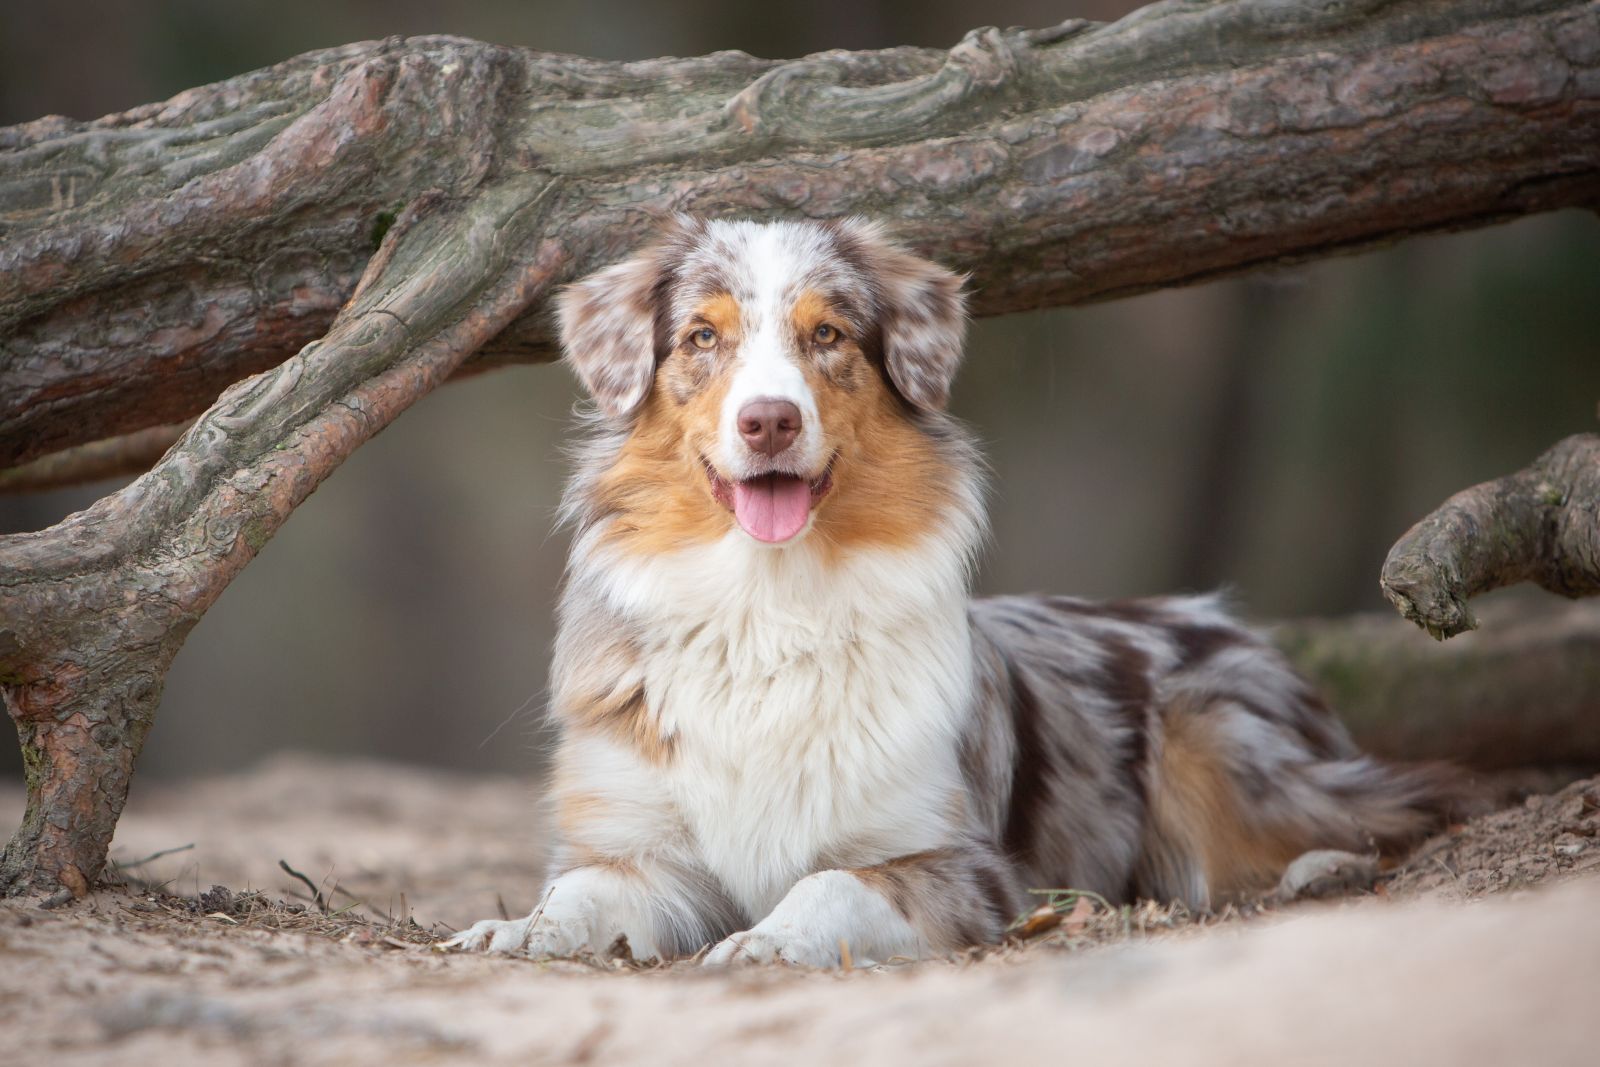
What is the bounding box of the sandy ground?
[2,755,1599,1066]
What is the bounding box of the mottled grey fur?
[457,219,1452,966]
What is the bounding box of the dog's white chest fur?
[592,532,973,918]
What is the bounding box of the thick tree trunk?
[2,0,1599,895]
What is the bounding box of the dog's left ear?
[835,219,968,412]
[555,241,672,419]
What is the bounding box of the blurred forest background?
[2,0,1598,782]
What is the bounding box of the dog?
[446,217,1450,966]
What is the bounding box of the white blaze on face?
[683,223,834,546]
[714,225,824,480]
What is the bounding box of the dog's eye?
[813,323,841,345]
[689,327,717,350]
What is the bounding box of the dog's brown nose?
[738,399,802,457]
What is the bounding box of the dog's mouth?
[704,455,835,544]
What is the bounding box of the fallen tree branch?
[1381,434,1600,638]
[112,842,196,872]
[0,174,568,895]
[0,423,190,494]
[1275,599,1600,770]
[5,0,1598,470]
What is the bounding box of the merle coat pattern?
[447,217,1448,966]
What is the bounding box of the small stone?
[198,886,234,915]
[1553,834,1586,857]
[39,888,75,910]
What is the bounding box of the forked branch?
[0,176,566,894]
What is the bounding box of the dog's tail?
[1135,691,1467,908]
[1299,753,1468,851]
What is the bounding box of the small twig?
[496,893,510,921]
[278,859,327,914]
[330,882,394,924]
[112,842,195,870]
[529,885,554,926]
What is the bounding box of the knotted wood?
[1382,434,1600,638]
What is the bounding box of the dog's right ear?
[555,242,671,419]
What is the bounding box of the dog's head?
[557,217,968,550]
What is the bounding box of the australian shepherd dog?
[447,217,1449,966]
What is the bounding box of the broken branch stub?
[1381,434,1600,639]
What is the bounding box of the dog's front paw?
[704,923,840,968]
[443,916,540,955]
[444,913,591,958]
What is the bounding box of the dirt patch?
[1386,775,1600,899]
[1,753,550,934]
[2,757,1599,1065]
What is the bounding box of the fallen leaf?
[1062,895,1094,934]
[1014,904,1063,940]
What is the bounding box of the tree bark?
[5,0,1598,470]
[0,179,570,895]
[2,0,1599,895]
[1382,434,1600,638]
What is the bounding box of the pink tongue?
[732,475,812,543]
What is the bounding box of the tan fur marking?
[788,290,832,338]
[806,361,955,555]
[850,853,932,927]
[1151,703,1306,897]
[591,293,747,556]
[554,791,612,838]
[694,292,742,343]
[560,681,677,764]
[593,377,737,557]
[555,847,640,877]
